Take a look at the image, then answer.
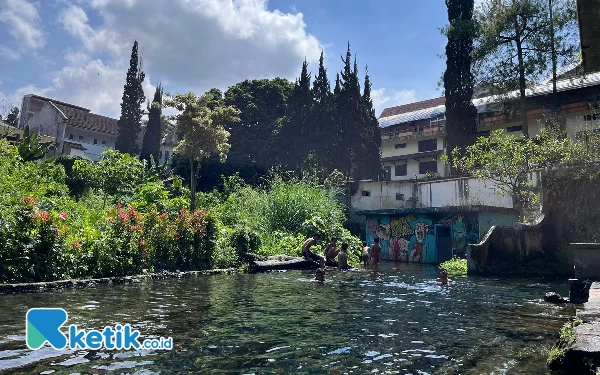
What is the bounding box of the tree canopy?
[140,84,164,163]
[165,92,241,210]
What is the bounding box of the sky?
[0,0,472,119]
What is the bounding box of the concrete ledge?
[0,268,237,294]
[573,243,600,278]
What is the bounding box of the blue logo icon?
[25,308,173,351]
[26,308,68,350]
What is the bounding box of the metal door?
[435,224,453,263]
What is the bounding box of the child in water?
[361,242,370,268]
[314,268,325,282]
[437,268,452,285]
[338,243,349,270]
[369,238,381,270]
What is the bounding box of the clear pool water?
[0,262,575,374]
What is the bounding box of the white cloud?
[371,88,418,117]
[0,0,46,57]
[7,0,322,119]
[0,45,19,60]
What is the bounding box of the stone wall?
[469,163,600,276]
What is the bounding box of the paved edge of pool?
[0,269,238,294]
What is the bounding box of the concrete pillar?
[572,243,600,278]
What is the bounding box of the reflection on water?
[0,262,574,374]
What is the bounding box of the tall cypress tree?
[360,65,382,179]
[443,0,478,173]
[140,84,163,163]
[335,43,364,179]
[116,40,146,155]
[278,59,312,169]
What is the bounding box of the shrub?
[440,257,468,276]
[230,228,262,260]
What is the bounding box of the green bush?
[440,257,468,276]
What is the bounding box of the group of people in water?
[303,232,452,285]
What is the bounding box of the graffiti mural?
[366,212,479,263]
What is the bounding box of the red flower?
[57,212,68,221]
[72,241,81,248]
[20,197,38,205]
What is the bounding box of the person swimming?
[314,268,325,282]
[436,268,452,285]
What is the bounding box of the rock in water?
[545,292,568,304]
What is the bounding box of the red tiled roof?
[25,94,118,135]
[379,97,446,119]
[53,103,118,135]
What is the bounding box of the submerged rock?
[544,292,569,304]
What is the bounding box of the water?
[0,262,575,374]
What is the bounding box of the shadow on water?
[0,262,575,374]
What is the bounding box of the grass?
[547,318,583,369]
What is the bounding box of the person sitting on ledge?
[302,233,325,268]
[437,268,452,285]
[314,268,325,282]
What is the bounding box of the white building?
[19,94,118,161]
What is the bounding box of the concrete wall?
[478,212,520,240]
[351,177,513,212]
[417,178,513,209]
[26,104,66,157]
[352,180,415,212]
[64,127,115,161]
[366,212,481,263]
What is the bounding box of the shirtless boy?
[369,237,381,270]
[324,238,340,266]
[338,243,349,270]
[302,233,325,268]
[361,242,370,268]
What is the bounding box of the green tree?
[224,78,293,169]
[359,65,382,179]
[334,44,365,179]
[474,0,553,137]
[17,126,55,162]
[443,0,478,171]
[73,148,144,207]
[140,84,163,163]
[5,107,19,127]
[116,40,146,154]
[279,60,313,170]
[452,125,590,219]
[165,92,241,210]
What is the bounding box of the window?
[394,143,407,149]
[101,140,106,145]
[506,125,523,133]
[93,139,98,145]
[584,114,600,121]
[361,191,371,197]
[418,139,437,152]
[395,164,407,176]
[78,135,83,141]
[396,193,405,201]
[69,134,73,140]
[419,160,438,174]
[430,115,446,127]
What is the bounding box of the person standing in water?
[361,241,370,268]
[437,268,452,285]
[338,243,349,270]
[324,238,340,266]
[369,238,381,270]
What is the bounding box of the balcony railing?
[382,123,445,142]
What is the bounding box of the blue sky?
[0,0,455,118]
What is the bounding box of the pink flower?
[58,212,68,221]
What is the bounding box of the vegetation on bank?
[440,257,468,276]
[547,318,583,370]
[0,141,360,283]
